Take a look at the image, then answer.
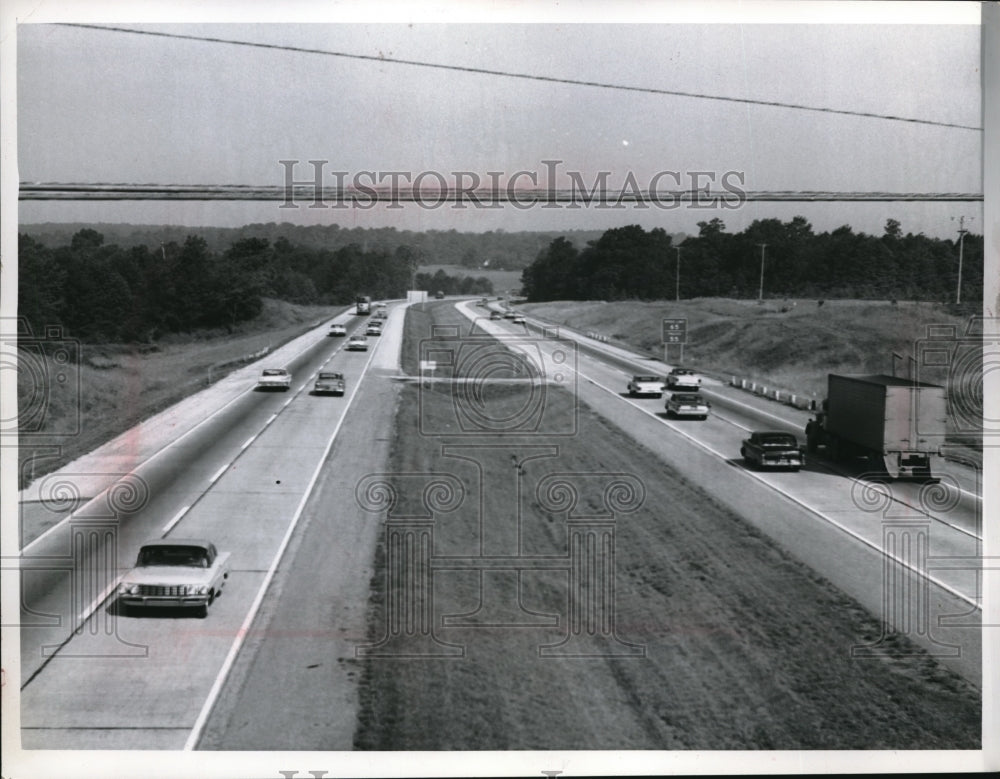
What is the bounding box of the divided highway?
[15,296,983,752]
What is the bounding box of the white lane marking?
[21,315,351,557]
[240,435,256,451]
[183,335,381,751]
[162,505,191,535]
[265,413,278,425]
[208,464,228,485]
[580,368,981,610]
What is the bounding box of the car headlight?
[118,583,139,595]
[193,585,209,595]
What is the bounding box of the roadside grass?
[522,297,974,401]
[17,298,344,487]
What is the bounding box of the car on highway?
[627,374,665,398]
[665,367,702,390]
[489,311,503,321]
[512,314,526,324]
[117,539,230,618]
[347,335,369,351]
[478,297,489,306]
[665,391,711,419]
[503,310,517,319]
[313,371,345,396]
[740,431,804,471]
[365,322,383,336]
[256,368,291,391]
[327,323,346,337]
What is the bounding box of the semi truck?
[805,373,946,480]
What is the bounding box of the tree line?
[18,229,489,342]
[23,222,609,272]
[521,218,984,305]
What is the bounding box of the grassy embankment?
[17,298,344,487]
[522,298,979,439]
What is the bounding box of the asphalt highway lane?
[19,309,387,749]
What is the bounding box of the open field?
[419,264,524,296]
[16,298,343,487]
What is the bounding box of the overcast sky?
[12,4,984,239]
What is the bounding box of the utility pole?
[756,243,767,301]
[953,216,971,304]
[674,246,682,301]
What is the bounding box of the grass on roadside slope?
[17,298,345,488]
[522,298,971,400]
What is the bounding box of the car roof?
[262,368,287,374]
[633,375,660,381]
[318,371,343,377]
[139,538,213,550]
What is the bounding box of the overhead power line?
[18,182,985,203]
[57,23,982,132]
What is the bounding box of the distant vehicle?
[347,335,369,351]
[512,315,526,324]
[365,323,382,336]
[327,323,346,337]
[376,301,387,309]
[372,309,387,320]
[489,311,503,321]
[313,371,345,396]
[740,432,803,471]
[356,295,371,315]
[665,368,701,390]
[118,539,230,618]
[503,310,516,319]
[256,368,291,391]
[805,374,945,479]
[478,297,489,306]
[627,375,665,398]
[665,392,710,419]
[435,290,445,299]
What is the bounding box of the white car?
[347,335,369,351]
[512,315,526,324]
[327,323,347,337]
[118,539,230,618]
[257,368,291,391]
[313,371,345,396]
[366,323,383,336]
[665,391,711,419]
[665,368,701,390]
[627,375,665,398]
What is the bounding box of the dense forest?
[521,218,984,306]
[17,229,490,343]
[22,222,610,272]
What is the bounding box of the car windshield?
[138,545,209,567]
[318,372,343,380]
[672,369,693,375]
[262,369,286,376]
[673,394,701,402]
[759,434,796,447]
[634,376,660,383]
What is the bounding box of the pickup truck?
[627,375,665,398]
[118,539,230,618]
[740,431,804,471]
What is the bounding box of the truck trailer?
[805,374,946,480]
